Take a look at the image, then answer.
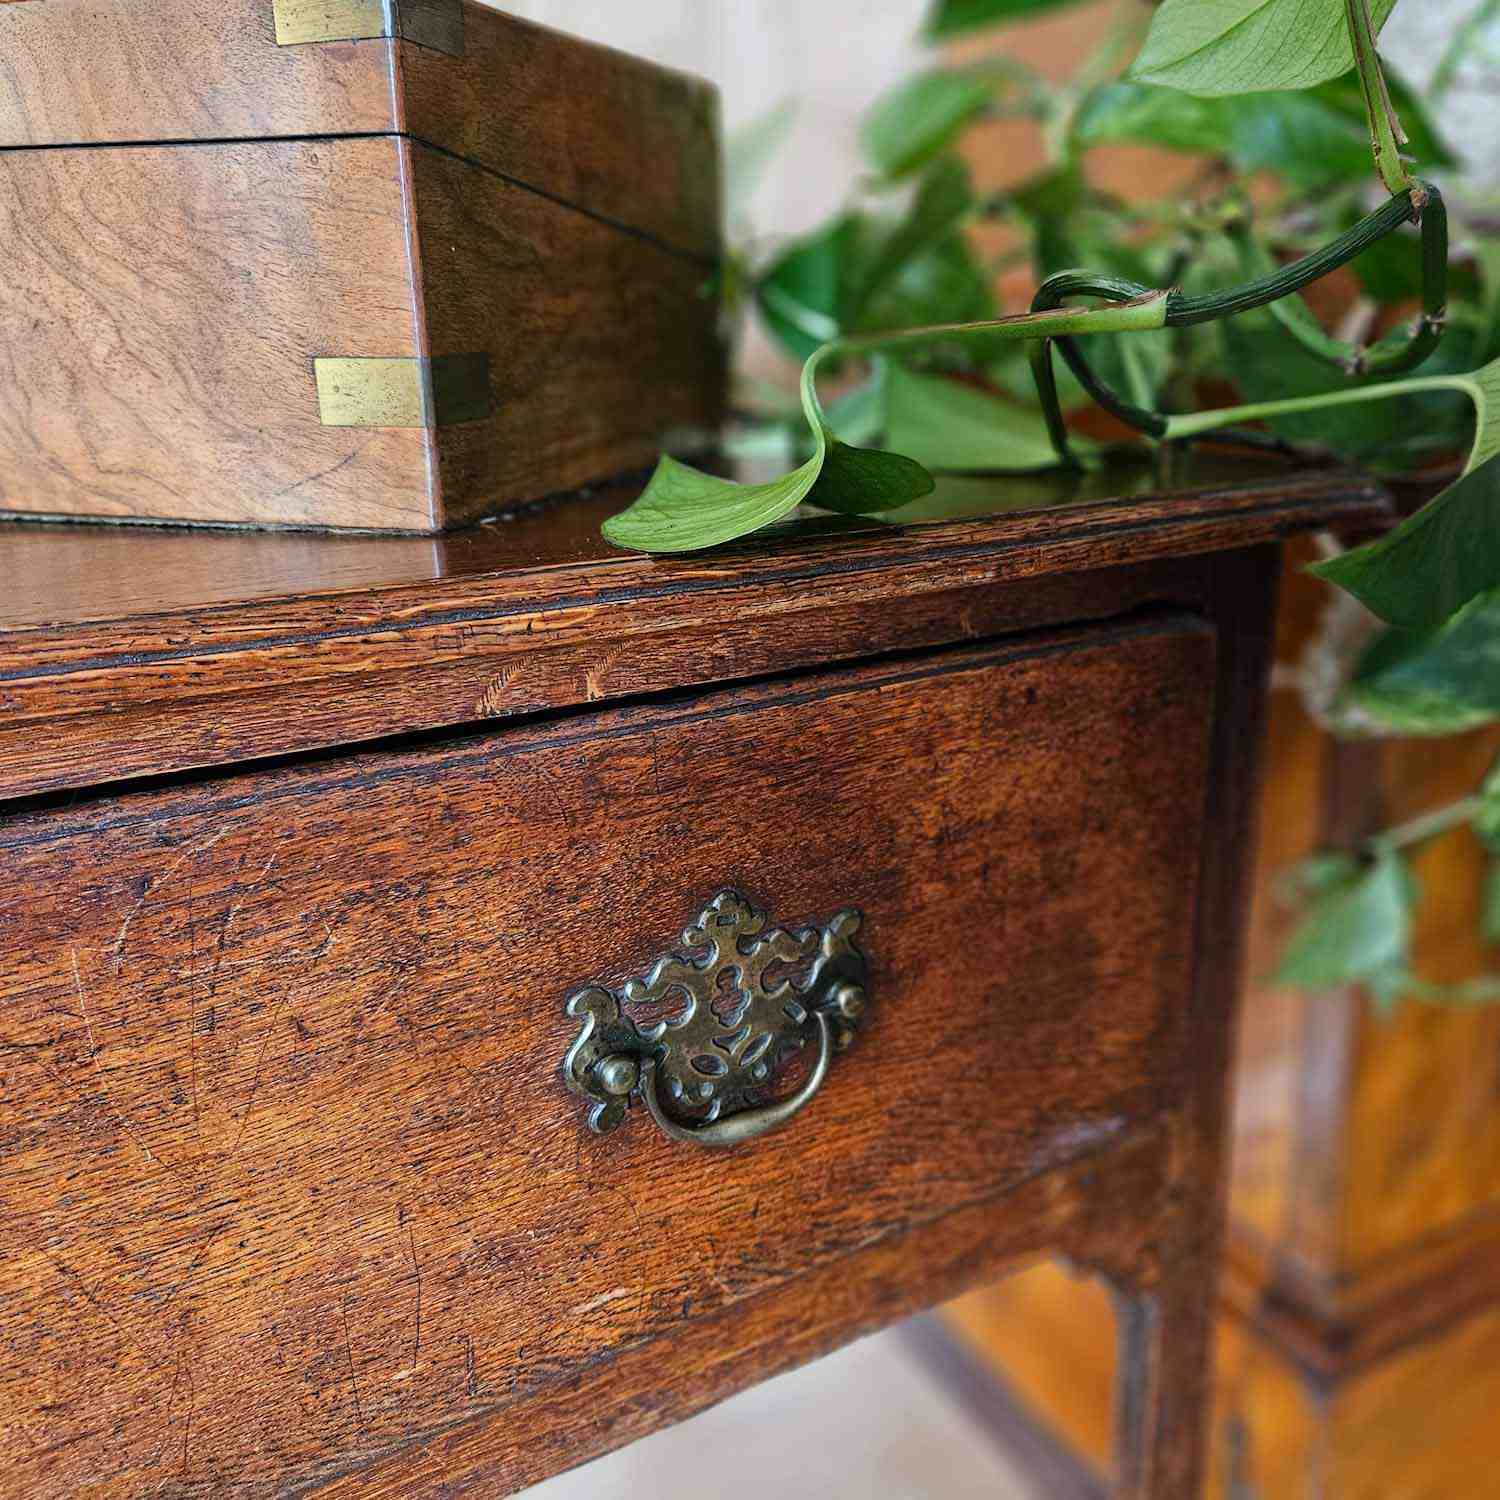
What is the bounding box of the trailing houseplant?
[608,0,1500,1009]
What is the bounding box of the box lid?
[0,0,720,260]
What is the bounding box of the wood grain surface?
[1,621,1214,1497]
[0,464,1387,802]
[0,134,721,530]
[0,137,437,530]
[936,536,1500,1498]
[407,138,724,527]
[0,1,395,146]
[396,1,721,260]
[1207,1289,1500,1498]
[0,1,721,259]
[329,1134,1177,1500]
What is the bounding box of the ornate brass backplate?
[563,892,869,1148]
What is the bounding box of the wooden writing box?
[0,0,725,532]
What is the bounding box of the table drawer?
[1,614,1216,1497]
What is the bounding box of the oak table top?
[0,453,1384,804]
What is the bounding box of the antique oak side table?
[0,459,1385,1498]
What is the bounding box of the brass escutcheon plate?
[563,891,870,1148]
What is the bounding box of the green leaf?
[603,339,932,553]
[1485,862,1500,945]
[1072,73,1450,188]
[756,164,985,363]
[1477,760,1500,853]
[1217,306,1480,469]
[1349,218,1426,304]
[862,232,997,334]
[757,215,863,362]
[1129,0,1399,97]
[607,294,1171,554]
[601,452,827,554]
[1315,455,1500,629]
[924,0,1089,42]
[885,366,1081,471]
[727,99,798,224]
[862,70,994,179]
[1280,850,1362,900]
[1348,588,1500,734]
[1073,80,1232,153]
[808,440,936,516]
[1276,850,1415,991]
[848,156,976,329]
[1366,964,1415,1017]
[1080,323,1175,412]
[1312,359,1500,627]
[1221,91,1373,186]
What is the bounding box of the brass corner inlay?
[314,354,492,429]
[273,0,464,56]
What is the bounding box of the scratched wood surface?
[0,0,720,259]
[0,132,720,530]
[0,462,1387,802]
[331,1133,1180,1500]
[0,620,1214,1497]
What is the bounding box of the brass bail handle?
[562,893,870,1149]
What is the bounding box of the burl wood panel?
[1209,1297,1500,1499]
[0,135,720,529]
[1341,730,1500,1267]
[1222,538,1500,1363]
[0,0,720,259]
[0,137,433,529]
[0,621,1214,1497]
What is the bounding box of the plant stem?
[1404,973,1500,1006]
[1049,0,1149,161]
[1166,189,1420,326]
[1345,0,1413,195]
[798,294,1170,434]
[1370,797,1483,855]
[1029,183,1448,461]
[826,292,1170,368]
[1160,369,1468,441]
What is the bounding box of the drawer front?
[1,618,1215,1496]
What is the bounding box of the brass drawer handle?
[563,891,869,1148]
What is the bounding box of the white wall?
[489,0,927,239]
[1383,1,1500,176]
